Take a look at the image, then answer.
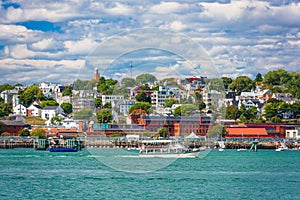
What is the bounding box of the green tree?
[18,128,30,137]
[135,91,151,103]
[208,78,225,91]
[255,73,263,82]
[0,121,5,134]
[62,86,72,96]
[51,115,63,125]
[164,98,178,108]
[263,102,280,120]
[41,100,59,108]
[36,91,47,101]
[19,85,40,105]
[97,109,112,123]
[263,69,290,85]
[73,79,97,90]
[103,102,112,109]
[32,128,46,139]
[74,109,93,120]
[229,76,255,95]
[136,74,157,84]
[207,124,225,138]
[94,98,102,108]
[226,105,238,119]
[221,77,233,90]
[0,102,12,117]
[197,100,206,111]
[174,104,198,116]
[121,78,136,87]
[129,102,152,114]
[0,83,13,92]
[97,77,118,95]
[157,127,168,138]
[61,102,73,114]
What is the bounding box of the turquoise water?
[1,149,300,200]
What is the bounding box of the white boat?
[138,140,201,158]
[218,141,225,152]
[276,142,288,151]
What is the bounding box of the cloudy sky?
[0,0,300,84]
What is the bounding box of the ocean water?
[0,148,300,200]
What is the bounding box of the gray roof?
[43,106,59,110]
[1,120,25,126]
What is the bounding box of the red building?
[1,120,25,136]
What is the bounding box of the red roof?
[226,127,268,137]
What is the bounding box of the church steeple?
[93,68,100,80]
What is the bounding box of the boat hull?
[139,151,200,158]
[49,147,78,152]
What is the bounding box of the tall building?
[94,68,100,81]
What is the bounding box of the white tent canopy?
[184,132,200,140]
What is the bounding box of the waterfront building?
[0,120,25,136]
[138,114,212,137]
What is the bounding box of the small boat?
[218,141,225,152]
[138,140,201,158]
[48,137,80,152]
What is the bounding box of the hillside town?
[1,68,300,142]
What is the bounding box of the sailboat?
[237,131,247,151]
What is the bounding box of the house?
[39,82,61,100]
[27,104,43,117]
[71,97,95,112]
[13,104,27,116]
[102,95,124,108]
[41,106,65,121]
[1,120,26,136]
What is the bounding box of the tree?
[97,109,112,123]
[263,102,280,120]
[263,69,290,86]
[61,102,73,114]
[207,124,225,138]
[164,98,178,108]
[18,129,30,137]
[51,115,63,125]
[197,100,206,111]
[62,86,72,96]
[221,77,233,90]
[0,83,13,92]
[208,78,225,91]
[73,79,97,90]
[135,91,151,103]
[97,77,118,95]
[174,104,198,116]
[32,128,46,139]
[94,98,102,108]
[255,73,263,82]
[157,127,168,138]
[0,121,5,134]
[19,84,40,105]
[121,78,136,87]
[0,102,12,117]
[136,74,157,84]
[41,100,59,108]
[103,102,112,109]
[129,102,152,114]
[228,76,255,95]
[225,105,238,119]
[74,109,93,120]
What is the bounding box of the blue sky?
[0,0,300,84]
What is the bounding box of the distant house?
[27,104,43,117]
[1,120,25,136]
[13,104,27,116]
[41,106,65,120]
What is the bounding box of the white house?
[13,104,27,116]
[27,104,43,117]
[41,106,65,121]
[102,95,124,108]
